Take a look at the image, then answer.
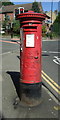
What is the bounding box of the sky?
[42,2,58,11]
[1,0,59,11]
[10,0,60,2]
[11,1,59,12]
[10,0,59,11]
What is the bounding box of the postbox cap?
[17,10,46,20]
[27,10,34,13]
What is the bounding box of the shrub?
[13,20,20,34]
[42,25,47,37]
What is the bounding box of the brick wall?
[7,13,14,21]
[0,13,2,21]
[0,12,14,22]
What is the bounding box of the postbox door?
[20,25,42,84]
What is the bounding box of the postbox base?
[19,82,42,107]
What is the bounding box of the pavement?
[0,45,59,119]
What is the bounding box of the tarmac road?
[42,40,60,100]
[0,38,60,119]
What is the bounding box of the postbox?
[16,10,46,106]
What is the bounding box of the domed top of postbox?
[16,10,46,22]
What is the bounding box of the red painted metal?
[17,11,46,84]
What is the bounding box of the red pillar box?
[17,11,46,106]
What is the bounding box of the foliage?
[52,12,60,36]
[32,2,40,13]
[2,20,7,28]
[13,20,20,34]
[2,2,14,6]
[42,25,47,36]
[47,32,59,38]
[54,12,60,23]
[2,15,10,29]
[42,25,47,33]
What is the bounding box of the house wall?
[46,11,57,25]
[6,13,14,21]
[0,13,5,21]
[0,12,14,22]
[0,13,2,21]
